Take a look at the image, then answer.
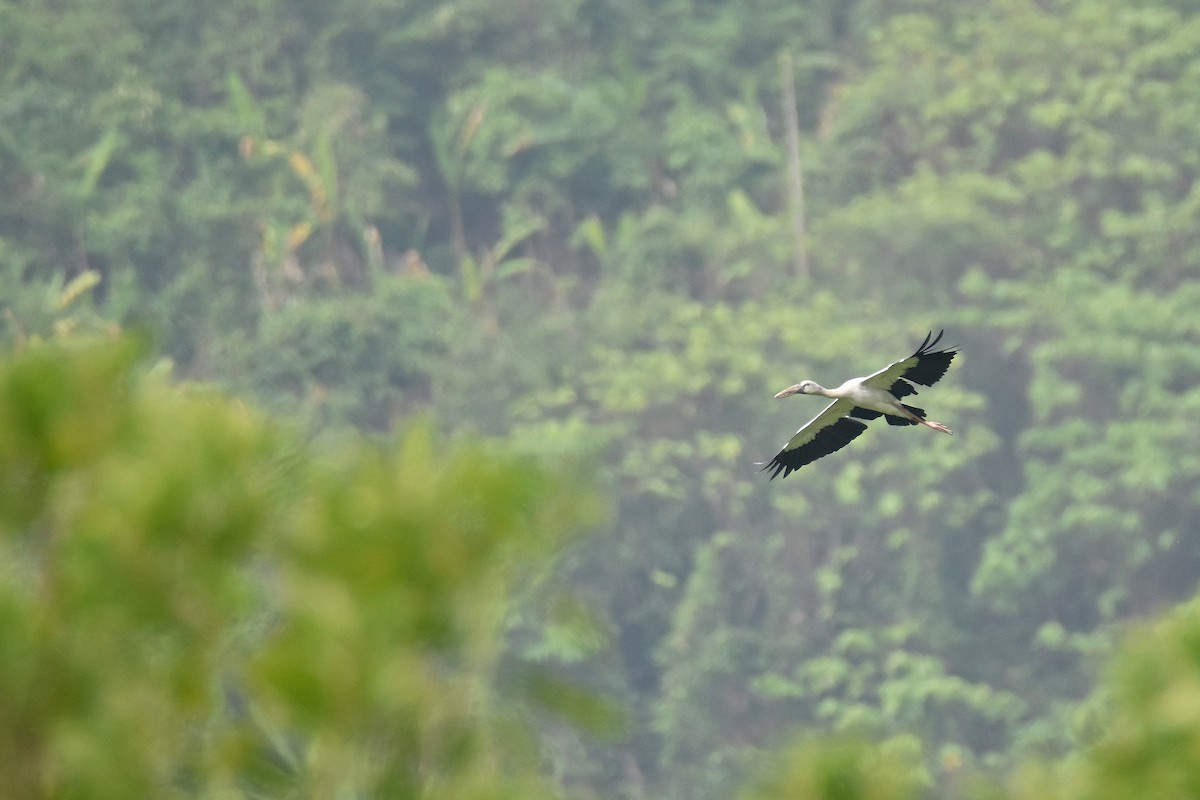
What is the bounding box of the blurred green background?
[3,0,1200,797]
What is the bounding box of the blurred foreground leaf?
[0,336,599,799]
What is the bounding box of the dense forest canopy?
[3,0,1200,797]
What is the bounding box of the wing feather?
[861,329,958,394]
[759,399,868,479]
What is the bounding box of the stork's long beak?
[774,385,801,399]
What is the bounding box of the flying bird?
[760,331,958,479]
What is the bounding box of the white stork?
[760,330,958,479]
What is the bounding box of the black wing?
[861,329,958,399]
[759,399,869,480]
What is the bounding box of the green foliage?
[983,600,1200,800]
[1081,600,1200,800]
[217,273,453,432]
[7,0,1200,798]
[0,336,279,797]
[742,736,925,800]
[0,268,121,348]
[0,337,598,798]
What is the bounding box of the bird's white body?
[783,374,947,429]
[813,378,911,418]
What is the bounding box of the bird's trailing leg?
[898,405,953,435]
[922,419,953,435]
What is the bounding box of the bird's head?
[774,380,821,399]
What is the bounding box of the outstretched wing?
[861,330,958,399]
[759,399,868,480]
